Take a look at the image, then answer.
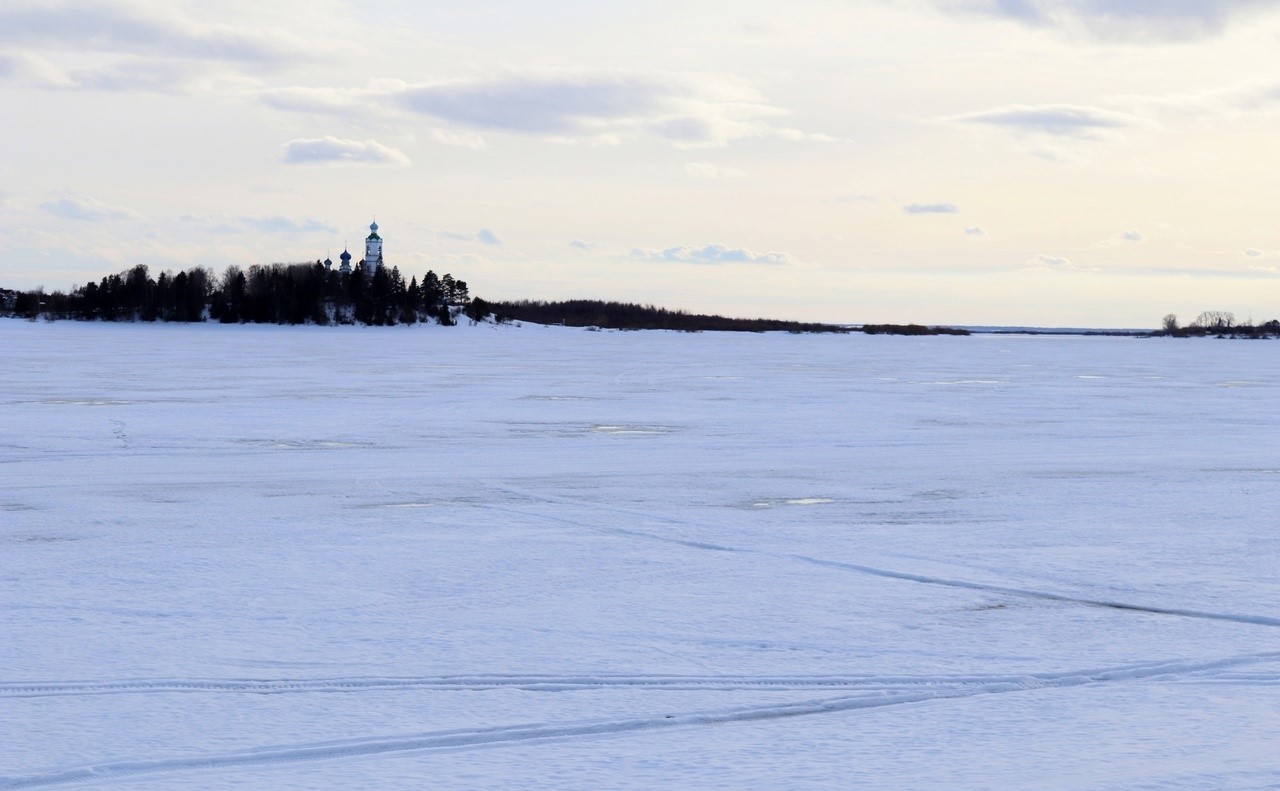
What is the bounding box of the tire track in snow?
[12,657,1280,699]
[4,654,1276,789]
[482,489,1280,630]
[790,555,1280,628]
[0,673,988,698]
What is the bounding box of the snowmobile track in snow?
[483,489,1280,630]
[789,555,1280,628]
[3,654,1277,788]
[0,673,1027,698]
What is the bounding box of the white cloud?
[425,128,487,150]
[569,239,597,251]
[904,202,958,214]
[1030,253,1077,269]
[964,226,987,238]
[40,194,139,221]
[67,59,203,93]
[628,243,794,265]
[260,85,370,116]
[0,52,65,84]
[0,1,304,64]
[685,162,746,179]
[264,71,831,149]
[406,251,493,271]
[948,104,1148,139]
[279,137,410,166]
[925,0,1280,41]
[397,73,682,135]
[0,2,313,96]
[1122,230,1144,242]
[0,51,209,93]
[1246,248,1264,257]
[831,194,878,204]
[439,228,503,245]
[181,215,336,235]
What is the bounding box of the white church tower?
[364,221,383,276]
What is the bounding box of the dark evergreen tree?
[422,270,442,309]
[464,296,491,323]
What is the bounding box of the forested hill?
[1,263,473,326]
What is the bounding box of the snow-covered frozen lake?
[2,321,1278,790]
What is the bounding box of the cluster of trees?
[1159,312,1280,339]
[3,262,474,326]
[487,299,849,333]
[860,324,970,336]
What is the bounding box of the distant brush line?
[3,653,1276,789]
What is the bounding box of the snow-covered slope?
[2,322,1277,789]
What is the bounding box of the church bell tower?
[364,221,382,275]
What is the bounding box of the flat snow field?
[2,321,1278,790]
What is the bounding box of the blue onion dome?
[340,249,351,261]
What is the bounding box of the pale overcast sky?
[5,0,1280,325]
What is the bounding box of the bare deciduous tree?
[1193,310,1235,329]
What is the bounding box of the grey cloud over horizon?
[0,1,305,64]
[0,2,311,96]
[68,59,204,93]
[0,52,204,93]
[925,0,1280,41]
[180,214,337,235]
[40,195,139,221]
[831,194,878,204]
[628,243,794,265]
[280,137,411,166]
[904,203,958,214]
[1029,253,1093,271]
[948,104,1146,138]
[685,162,746,178]
[440,228,503,245]
[263,72,833,148]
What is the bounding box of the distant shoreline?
[958,327,1150,337]
[3,269,1275,336]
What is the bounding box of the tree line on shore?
[0,262,480,326]
[0,265,854,332]
[1157,311,1280,339]
[485,299,850,333]
[4,262,1275,336]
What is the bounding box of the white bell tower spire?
[364,220,382,275]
